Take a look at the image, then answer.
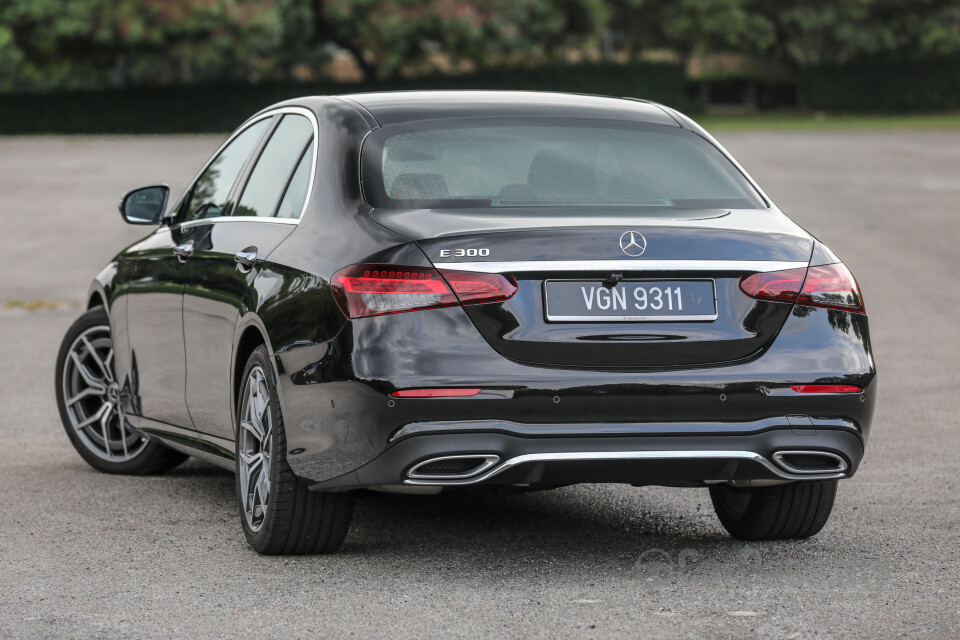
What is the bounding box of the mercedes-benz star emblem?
[619,231,647,257]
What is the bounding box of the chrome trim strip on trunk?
[432,260,808,274]
[403,449,847,486]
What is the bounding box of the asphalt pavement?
[1,129,958,638]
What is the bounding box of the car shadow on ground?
[149,458,832,578]
[351,487,723,550]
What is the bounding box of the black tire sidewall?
[710,480,838,540]
[236,345,286,550]
[55,306,185,475]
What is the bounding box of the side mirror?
[119,185,170,225]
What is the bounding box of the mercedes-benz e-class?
[55,92,875,554]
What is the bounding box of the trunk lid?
[372,207,813,369]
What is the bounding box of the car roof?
[334,91,681,127]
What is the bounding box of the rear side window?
[362,119,764,210]
[183,118,271,222]
[275,140,315,219]
[235,115,313,218]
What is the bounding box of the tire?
[709,480,838,541]
[55,306,188,475]
[236,345,354,555]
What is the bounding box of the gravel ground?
[1,130,958,638]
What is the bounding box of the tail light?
[331,264,517,319]
[796,264,865,312]
[740,263,864,313]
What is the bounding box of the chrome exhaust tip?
[407,455,500,480]
[771,450,848,475]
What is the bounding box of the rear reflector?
[790,385,862,393]
[391,388,482,398]
[740,263,864,313]
[331,264,517,319]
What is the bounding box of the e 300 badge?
[439,248,490,258]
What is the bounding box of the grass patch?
[2,299,79,312]
[698,111,960,132]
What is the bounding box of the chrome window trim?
[404,449,848,486]
[179,216,300,229]
[432,259,808,274]
[167,106,319,227]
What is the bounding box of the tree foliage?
[608,0,774,62]
[0,0,283,90]
[751,0,960,67]
[1,0,958,90]
[303,0,611,81]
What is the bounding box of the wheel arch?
[87,260,120,318]
[232,314,281,436]
[87,289,106,311]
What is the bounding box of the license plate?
[545,280,717,322]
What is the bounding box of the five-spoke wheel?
[55,306,187,474]
[61,324,148,462]
[236,345,354,554]
[238,366,273,532]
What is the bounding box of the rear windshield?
[361,118,765,210]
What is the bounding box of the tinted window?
[184,118,270,222]
[275,140,314,219]
[362,120,764,210]
[235,115,313,218]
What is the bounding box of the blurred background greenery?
[1,0,959,133]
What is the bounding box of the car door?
[123,116,273,428]
[182,112,316,440]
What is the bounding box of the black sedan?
[55,92,876,554]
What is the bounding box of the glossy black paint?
[408,224,813,368]
[85,92,876,490]
[181,220,293,438]
[119,225,192,426]
[276,299,875,483]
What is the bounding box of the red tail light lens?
[439,269,518,305]
[738,267,807,304]
[740,264,864,314]
[331,264,517,319]
[796,264,864,313]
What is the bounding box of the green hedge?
[0,61,685,134]
[801,58,960,112]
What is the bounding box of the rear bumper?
[309,418,864,490]
[276,304,876,486]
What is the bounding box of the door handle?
[234,247,258,273]
[174,242,194,262]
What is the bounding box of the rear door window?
[235,115,313,218]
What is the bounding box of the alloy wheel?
[238,366,273,533]
[61,325,147,462]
